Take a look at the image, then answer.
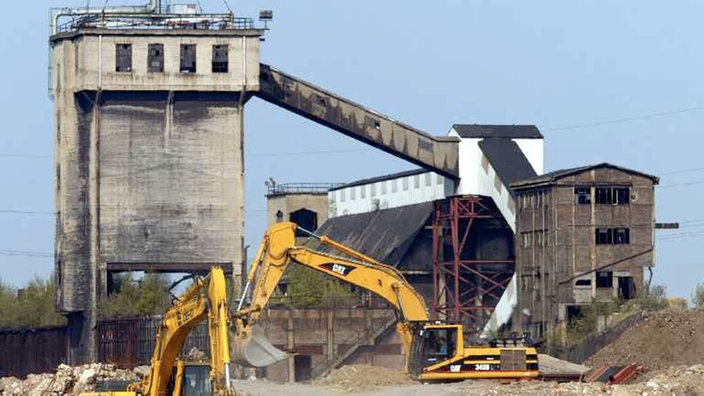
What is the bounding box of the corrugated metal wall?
[0,317,211,376]
[97,317,211,368]
[0,326,68,377]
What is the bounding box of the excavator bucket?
[231,324,289,368]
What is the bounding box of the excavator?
[231,222,539,381]
[82,266,235,396]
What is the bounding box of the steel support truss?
[431,196,515,332]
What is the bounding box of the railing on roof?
[267,183,343,196]
[53,12,254,34]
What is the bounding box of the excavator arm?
[127,266,233,396]
[232,222,430,368]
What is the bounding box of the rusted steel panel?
[97,317,211,369]
[0,326,68,377]
[257,64,459,179]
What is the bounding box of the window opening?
[212,44,228,73]
[115,43,132,72]
[180,44,197,73]
[147,44,164,72]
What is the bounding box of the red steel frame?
[431,196,515,330]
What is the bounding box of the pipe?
[51,0,161,35]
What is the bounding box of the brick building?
[510,163,658,342]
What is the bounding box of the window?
[339,189,345,202]
[596,227,630,244]
[147,44,164,72]
[351,187,356,200]
[403,177,409,191]
[212,44,228,73]
[414,175,420,188]
[381,181,387,194]
[115,43,132,72]
[481,154,489,173]
[595,228,612,244]
[494,174,503,194]
[596,271,613,288]
[361,186,366,199]
[391,180,398,193]
[574,187,591,204]
[370,184,376,197]
[436,173,443,185]
[180,44,197,73]
[596,187,630,205]
[614,228,630,244]
[575,279,591,287]
[290,209,318,236]
[425,173,432,187]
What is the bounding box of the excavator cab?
[168,361,212,396]
[407,323,462,378]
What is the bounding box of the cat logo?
[320,263,356,276]
[331,264,347,275]
[450,364,461,373]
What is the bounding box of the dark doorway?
[294,355,312,382]
[618,276,635,300]
[289,208,318,236]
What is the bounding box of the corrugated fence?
[0,317,211,377]
[0,326,68,377]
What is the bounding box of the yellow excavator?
[232,222,538,381]
[83,266,235,396]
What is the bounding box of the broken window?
[148,44,164,73]
[115,43,132,72]
[575,278,591,287]
[212,44,228,73]
[596,227,630,245]
[595,187,630,205]
[180,44,197,73]
[574,187,591,204]
[596,271,613,288]
[614,228,630,244]
[595,228,612,244]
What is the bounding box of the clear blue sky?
[1,1,702,300]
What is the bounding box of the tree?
[286,265,357,309]
[99,273,171,319]
[692,282,704,309]
[0,276,65,329]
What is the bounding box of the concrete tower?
[50,5,263,363]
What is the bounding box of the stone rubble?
[0,363,138,396]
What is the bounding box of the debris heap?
[0,363,138,396]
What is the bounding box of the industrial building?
[48,0,660,375]
[510,164,658,343]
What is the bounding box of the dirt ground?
[236,365,704,396]
[587,308,704,370]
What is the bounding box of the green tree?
[99,273,171,319]
[692,282,704,309]
[0,276,65,329]
[286,265,357,309]
[638,283,668,311]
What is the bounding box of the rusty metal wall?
[0,326,68,377]
[97,317,211,369]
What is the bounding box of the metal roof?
[309,202,434,267]
[452,124,543,139]
[510,163,660,189]
[478,138,537,195]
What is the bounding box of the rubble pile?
[316,364,412,390]
[587,309,704,370]
[0,363,138,396]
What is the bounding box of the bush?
[0,276,65,329]
[286,265,358,309]
[638,283,668,311]
[692,283,704,309]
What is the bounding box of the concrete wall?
[266,193,329,229]
[256,308,402,382]
[51,28,261,364]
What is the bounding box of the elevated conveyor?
[256,64,460,179]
